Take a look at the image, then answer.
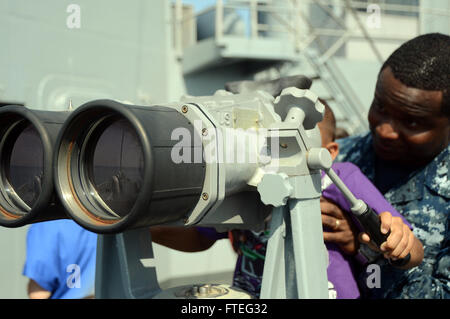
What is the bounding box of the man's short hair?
[381,33,450,117]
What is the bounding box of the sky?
[174,0,217,12]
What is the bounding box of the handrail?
[172,0,449,133]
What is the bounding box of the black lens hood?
[54,99,206,234]
[53,100,155,234]
[0,105,70,227]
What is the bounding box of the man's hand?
[358,211,421,263]
[320,198,359,255]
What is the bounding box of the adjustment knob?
[257,173,293,207]
[273,88,325,130]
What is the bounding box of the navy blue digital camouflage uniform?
[337,132,449,298]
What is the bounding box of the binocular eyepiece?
[0,106,69,226]
[54,100,205,233]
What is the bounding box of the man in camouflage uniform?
[338,134,449,298]
[334,33,449,298]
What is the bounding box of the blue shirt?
[23,220,97,299]
[337,132,450,299]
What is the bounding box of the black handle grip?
[357,206,388,247]
[356,206,411,267]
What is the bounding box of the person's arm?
[323,164,424,267]
[321,199,424,269]
[150,226,217,252]
[359,211,423,269]
[379,228,449,299]
[344,168,423,269]
[27,279,51,299]
[406,245,449,298]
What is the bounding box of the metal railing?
[173,0,450,56]
[172,0,450,133]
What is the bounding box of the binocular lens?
[55,100,207,233]
[89,119,144,218]
[1,123,44,213]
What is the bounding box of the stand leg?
[261,181,329,299]
[283,205,299,299]
[260,206,287,299]
[95,228,161,299]
[289,197,329,298]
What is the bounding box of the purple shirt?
[197,162,410,299]
[322,162,410,299]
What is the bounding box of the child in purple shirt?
[196,103,416,299]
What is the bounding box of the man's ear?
[325,141,339,161]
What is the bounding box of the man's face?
[368,67,450,167]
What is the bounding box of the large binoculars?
[0,79,326,234]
